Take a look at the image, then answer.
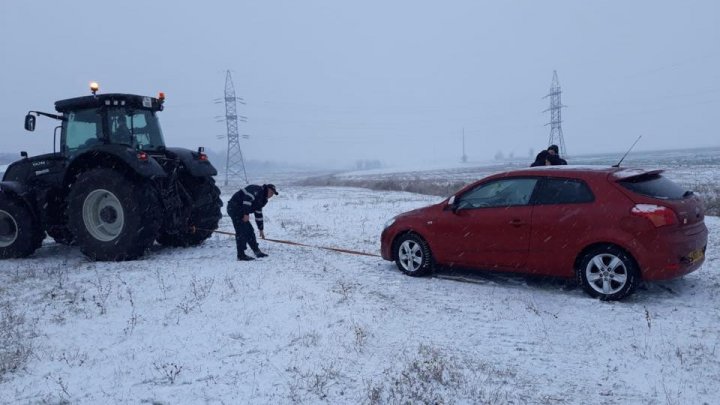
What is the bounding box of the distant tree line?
[355,159,383,170]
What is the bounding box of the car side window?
[534,178,594,205]
[457,178,538,209]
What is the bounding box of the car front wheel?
[394,233,433,276]
[577,245,639,301]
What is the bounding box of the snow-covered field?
[1,183,719,404]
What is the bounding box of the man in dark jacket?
[531,150,551,167]
[547,144,567,165]
[531,144,567,166]
[227,184,278,261]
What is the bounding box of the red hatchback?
[380,166,708,300]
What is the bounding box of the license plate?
[688,249,704,263]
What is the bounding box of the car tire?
[156,176,222,247]
[394,233,433,276]
[0,195,42,259]
[67,168,161,261]
[577,245,639,301]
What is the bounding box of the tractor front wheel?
[0,195,42,259]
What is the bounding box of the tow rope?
[191,227,381,258]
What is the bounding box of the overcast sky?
[1,1,718,168]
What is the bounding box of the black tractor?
[0,84,222,260]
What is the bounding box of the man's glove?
[242,214,250,222]
[259,230,265,239]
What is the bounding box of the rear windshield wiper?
[683,190,694,197]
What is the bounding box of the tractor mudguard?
[0,181,39,217]
[0,181,28,199]
[65,145,167,183]
[1,160,33,183]
[165,147,218,177]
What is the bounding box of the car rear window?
[618,173,686,200]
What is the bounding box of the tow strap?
[190,228,495,286]
[191,227,381,258]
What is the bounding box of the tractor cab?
[55,92,167,155]
[24,83,167,156]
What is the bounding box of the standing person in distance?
[546,144,567,165]
[227,184,278,261]
[531,150,551,167]
[531,144,567,166]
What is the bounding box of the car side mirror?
[24,114,36,132]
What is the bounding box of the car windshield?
[108,107,165,151]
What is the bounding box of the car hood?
[396,202,443,219]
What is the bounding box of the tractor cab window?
[64,108,102,153]
[108,108,165,151]
[108,109,132,145]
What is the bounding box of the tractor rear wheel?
[67,168,161,261]
[157,176,222,247]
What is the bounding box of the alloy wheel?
[398,239,423,273]
[585,253,628,296]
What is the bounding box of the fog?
[1,1,718,169]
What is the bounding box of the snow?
[329,147,720,187]
[1,182,719,403]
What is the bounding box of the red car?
[380,166,708,300]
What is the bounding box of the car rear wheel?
[394,233,433,276]
[577,245,639,301]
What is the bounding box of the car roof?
[490,165,664,181]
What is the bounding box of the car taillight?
[137,151,148,161]
[198,153,208,161]
[630,204,678,227]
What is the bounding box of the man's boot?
[237,252,255,261]
[253,249,268,258]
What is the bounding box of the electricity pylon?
[218,70,248,186]
[543,70,567,157]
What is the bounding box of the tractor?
[0,83,222,260]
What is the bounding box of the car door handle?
[509,219,525,227]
